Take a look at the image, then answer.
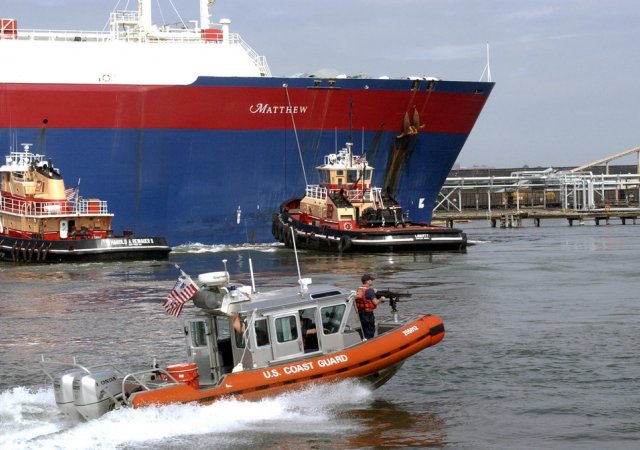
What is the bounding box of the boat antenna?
[222,259,230,283]
[249,258,256,293]
[283,84,308,186]
[240,219,257,293]
[290,227,302,281]
[348,95,353,143]
[479,41,492,82]
[289,227,311,296]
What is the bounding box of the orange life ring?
[344,223,352,230]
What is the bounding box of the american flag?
[163,274,199,317]
[65,186,78,202]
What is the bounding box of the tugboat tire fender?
[283,226,292,248]
[274,219,284,242]
[338,235,352,252]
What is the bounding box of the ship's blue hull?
[0,128,467,244]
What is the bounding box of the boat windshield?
[321,304,346,334]
[275,315,299,343]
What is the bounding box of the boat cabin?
[0,144,114,240]
[186,273,364,386]
[294,143,404,228]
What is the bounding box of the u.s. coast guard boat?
[41,262,444,421]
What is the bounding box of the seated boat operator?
[299,312,318,352]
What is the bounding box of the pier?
[434,208,640,228]
[433,145,640,228]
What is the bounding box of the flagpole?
[174,263,188,278]
[76,178,81,211]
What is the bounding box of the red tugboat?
[0,144,171,263]
[272,142,467,252]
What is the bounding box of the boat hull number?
[402,325,419,336]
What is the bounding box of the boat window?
[275,315,299,343]
[254,318,270,347]
[365,170,372,181]
[216,316,230,340]
[311,290,342,300]
[188,321,208,348]
[321,304,346,334]
[336,170,344,176]
[347,170,357,183]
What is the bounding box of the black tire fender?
[338,235,351,252]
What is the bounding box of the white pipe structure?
[200,0,211,30]
[139,0,153,33]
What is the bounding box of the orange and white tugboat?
[41,261,444,421]
[272,142,467,252]
[0,144,171,263]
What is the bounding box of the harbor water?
[1,219,638,449]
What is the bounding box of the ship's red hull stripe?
[0,84,489,134]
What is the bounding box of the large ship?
[0,0,494,245]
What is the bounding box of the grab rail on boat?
[120,368,182,406]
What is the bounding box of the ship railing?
[77,198,109,214]
[371,187,385,208]
[333,187,382,204]
[237,36,272,77]
[8,26,234,45]
[305,185,328,200]
[0,196,110,216]
[8,29,114,43]
[120,368,182,407]
[4,150,43,167]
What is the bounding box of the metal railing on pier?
[436,170,640,213]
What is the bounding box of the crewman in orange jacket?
[355,274,385,339]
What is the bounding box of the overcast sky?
[2,0,639,168]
